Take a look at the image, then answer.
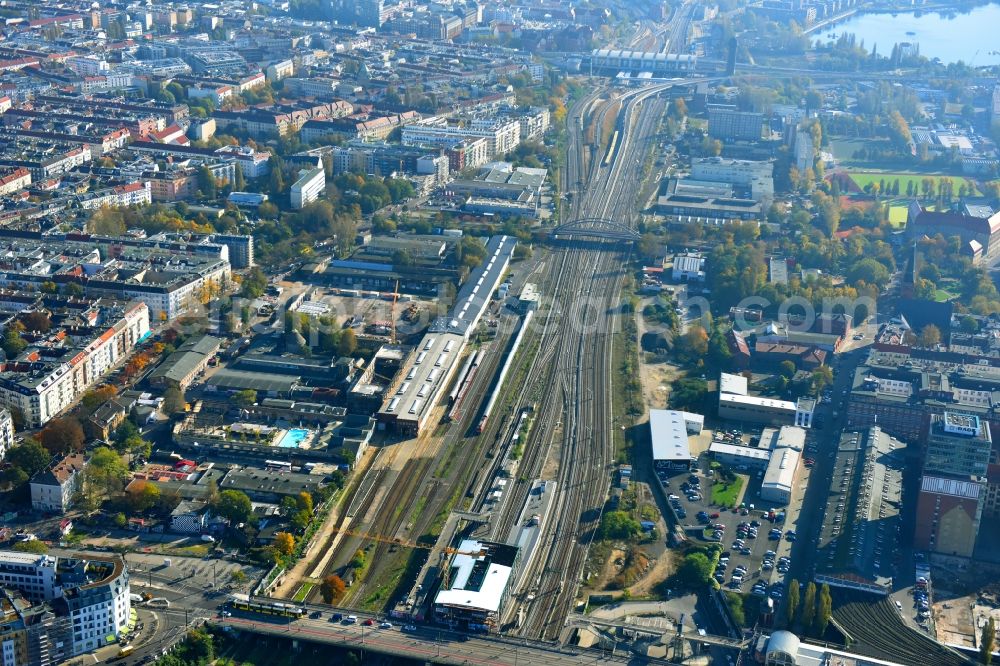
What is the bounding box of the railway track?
[484,86,668,639]
[310,322,516,606]
[831,591,971,666]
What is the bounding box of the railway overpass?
[550,217,643,242]
[213,614,687,665]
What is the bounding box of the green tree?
[124,480,161,513]
[816,583,832,637]
[801,581,817,631]
[982,615,996,665]
[676,552,714,588]
[232,163,246,191]
[812,366,834,395]
[273,532,296,556]
[197,166,218,199]
[847,258,890,289]
[918,324,942,347]
[707,328,733,370]
[7,439,51,478]
[268,156,285,198]
[124,435,151,460]
[87,206,127,235]
[64,282,84,297]
[12,540,48,554]
[232,389,258,408]
[787,578,800,626]
[2,322,27,358]
[337,328,357,357]
[279,495,298,516]
[240,267,268,298]
[216,490,253,524]
[291,509,311,531]
[296,491,314,514]
[724,591,745,626]
[779,360,797,379]
[961,316,980,334]
[161,386,186,415]
[599,511,641,540]
[79,447,127,511]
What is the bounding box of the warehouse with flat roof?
[650,409,695,471]
[761,445,800,504]
[434,539,519,632]
[378,235,516,436]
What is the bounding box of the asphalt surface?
[214,612,673,666]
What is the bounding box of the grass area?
[710,476,744,508]
[155,543,211,558]
[845,170,979,195]
[933,290,952,302]
[885,201,909,227]
[292,582,314,602]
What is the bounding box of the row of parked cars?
[324,611,404,631]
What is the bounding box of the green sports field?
[846,171,979,196]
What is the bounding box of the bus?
[265,460,293,473]
[227,594,305,620]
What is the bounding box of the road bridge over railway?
[550,218,642,242]
[212,615,687,665]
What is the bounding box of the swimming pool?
[278,428,310,449]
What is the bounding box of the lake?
[816,3,1000,66]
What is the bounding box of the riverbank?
[804,0,1000,35]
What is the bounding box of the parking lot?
[658,434,817,607]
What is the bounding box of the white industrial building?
[519,283,539,312]
[671,252,705,282]
[760,425,806,452]
[402,117,521,160]
[709,441,771,470]
[650,409,695,471]
[761,435,802,505]
[433,540,519,631]
[377,236,517,436]
[718,392,814,428]
[290,167,325,209]
[589,49,697,75]
[719,372,748,396]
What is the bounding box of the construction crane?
[329,526,485,558]
[391,279,399,344]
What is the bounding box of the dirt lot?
[933,594,976,648]
[635,296,682,409]
[585,482,675,599]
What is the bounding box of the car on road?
[310,610,322,618]
[363,618,375,626]
[403,624,417,632]
[345,616,358,624]
[379,622,393,629]
[331,613,343,622]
